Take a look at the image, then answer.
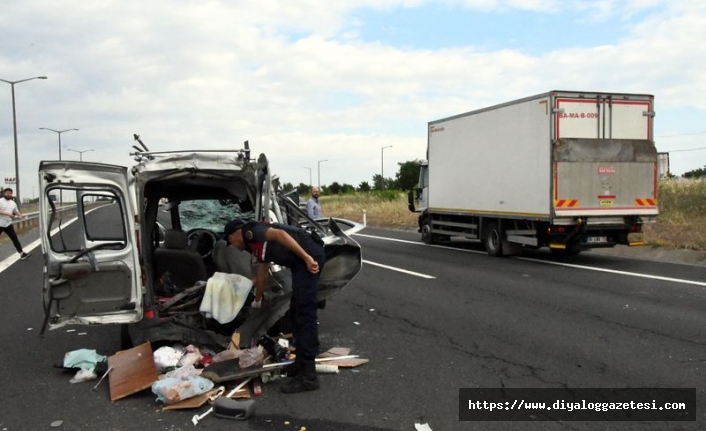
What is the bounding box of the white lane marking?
[354,233,706,287]
[0,216,79,275]
[515,256,706,287]
[363,259,436,279]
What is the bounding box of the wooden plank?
[107,342,159,401]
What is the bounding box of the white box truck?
[408,90,659,256]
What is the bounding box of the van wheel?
[421,217,436,244]
[484,223,503,257]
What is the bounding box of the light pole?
[317,159,328,189]
[40,128,79,206]
[39,128,79,160]
[381,145,393,190]
[0,75,47,206]
[67,148,94,161]
[304,166,312,186]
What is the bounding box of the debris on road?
[107,342,159,401]
[53,333,368,425]
[62,348,107,384]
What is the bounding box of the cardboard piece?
[317,347,351,358]
[228,332,240,352]
[162,388,220,411]
[322,358,369,368]
[107,342,159,401]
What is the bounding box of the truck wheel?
[421,218,435,244]
[484,223,503,257]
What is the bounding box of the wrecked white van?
[38,142,362,349]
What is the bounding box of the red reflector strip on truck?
[554,199,579,208]
[634,198,657,206]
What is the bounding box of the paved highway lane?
[1,224,705,430]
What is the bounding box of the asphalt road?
[1,224,705,431]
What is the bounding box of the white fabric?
[0,198,18,228]
[199,272,253,324]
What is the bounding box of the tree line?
[281,160,422,195]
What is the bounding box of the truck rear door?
[552,92,658,217]
[39,161,142,330]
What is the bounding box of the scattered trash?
[66,329,76,333]
[92,366,113,391]
[77,332,87,336]
[238,346,265,369]
[50,420,63,428]
[153,346,184,372]
[213,398,256,420]
[178,345,203,368]
[162,364,200,380]
[52,337,369,423]
[315,364,339,374]
[27,327,33,331]
[63,349,107,384]
[107,342,159,401]
[152,376,214,405]
[353,321,360,325]
[415,423,433,431]
[369,308,375,312]
[63,349,106,370]
[70,368,97,384]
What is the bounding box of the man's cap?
[223,219,246,237]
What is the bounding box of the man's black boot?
[281,359,319,394]
[284,358,301,378]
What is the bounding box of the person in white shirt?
[0,188,31,260]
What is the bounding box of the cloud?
[0,0,705,201]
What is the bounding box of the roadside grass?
[321,178,706,251]
[5,182,704,251]
[643,178,706,250]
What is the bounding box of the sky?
[1,0,705,203]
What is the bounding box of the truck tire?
[484,223,503,257]
[421,217,436,244]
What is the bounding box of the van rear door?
[39,161,142,330]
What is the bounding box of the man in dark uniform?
[223,219,325,393]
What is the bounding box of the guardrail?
[1,202,110,244]
[7,205,81,235]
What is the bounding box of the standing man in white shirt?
[306,187,322,219]
[0,188,31,260]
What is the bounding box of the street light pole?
[304,166,312,186]
[317,159,328,190]
[67,148,94,161]
[0,76,47,207]
[40,128,79,206]
[39,128,79,161]
[381,145,393,190]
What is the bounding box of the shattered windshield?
[179,199,254,232]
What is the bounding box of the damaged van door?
[39,161,142,332]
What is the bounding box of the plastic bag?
[161,364,200,380]
[151,376,214,405]
[238,346,264,369]
[212,349,241,363]
[153,346,185,372]
[70,368,97,384]
[178,345,203,367]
